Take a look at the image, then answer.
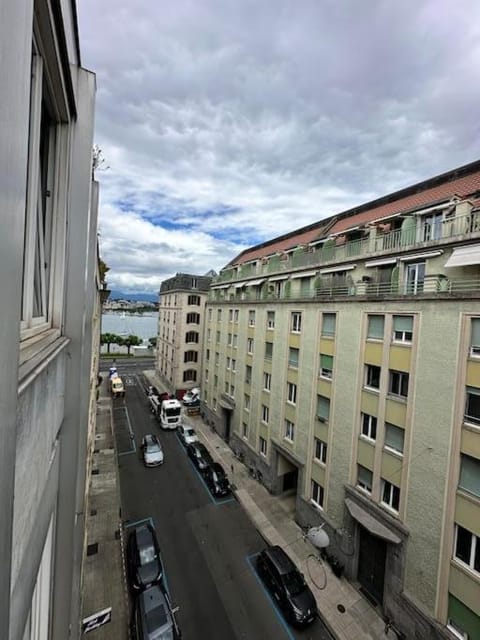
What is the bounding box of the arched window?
[186,312,200,324]
[184,350,198,363]
[185,331,199,343]
[183,369,197,382]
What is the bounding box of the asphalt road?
[113,369,334,640]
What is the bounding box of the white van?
[160,399,182,430]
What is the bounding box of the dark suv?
[127,524,164,593]
[203,462,230,497]
[131,584,182,639]
[256,545,317,628]
[186,442,213,473]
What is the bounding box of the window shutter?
[459,454,480,497]
[367,315,384,339]
[317,395,330,420]
[358,465,372,486]
[322,313,336,336]
[320,354,333,370]
[385,423,405,453]
[393,315,413,332]
[471,318,480,348]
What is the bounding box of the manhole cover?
[337,604,346,613]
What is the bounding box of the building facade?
[157,273,213,396]
[1,2,99,639]
[202,161,480,639]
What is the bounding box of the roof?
[228,159,480,267]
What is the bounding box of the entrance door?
[357,527,386,605]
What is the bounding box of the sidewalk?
[80,386,128,639]
[145,372,390,640]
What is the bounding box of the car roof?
[135,523,156,548]
[261,545,296,575]
[138,585,172,638]
[144,434,159,444]
[211,462,224,474]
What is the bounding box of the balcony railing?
[211,211,480,286]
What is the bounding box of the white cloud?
[79,0,480,292]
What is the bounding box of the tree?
[101,332,120,353]
[99,258,110,284]
[120,334,142,356]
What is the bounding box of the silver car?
[177,424,199,447]
[141,434,164,467]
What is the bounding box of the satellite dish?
[306,525,330,549]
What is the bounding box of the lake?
[101,312,158,342]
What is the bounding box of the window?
[208,308,212,321]
[231,358,236,372]
[214,375,218,388]
[217,309,222,321]
[287,382,297,405]
[317,395,330,422]
[213,398,217,410]
[389,370,409,398]
[365,364,381,390]
[265,341,273,360]
[216,330,220,344]
[367,315,384,340]
[311,481,324,508]
[207,328,211,341]
[405,262,425,294]
[465,386,480,424]
[22,47,61,335]
[291,311,302,333]
[267,311,275,329]
[233,334,238,348]
[381,479,400,512]
[319,354,333,379]
[228,309,233,322]
[242,422,248,438]
[227,332,232,346]
[314,438,327,464]
[225,381,229,393]
[384,423,405,455]
[393,315,413,343]
[245,365,252,384]
[248,310,255,326]
[284,420,295,441]
[185,331,199,343]
[259,436,268,456]
[205,369,209,381]
[458,454,480,498]
[244,394,250,410]
[188,295,200,305]
[247,337,254,354]
[322,313,336,337]
[215,352,219,366]
[184,350,198,363]
[234,309,239,323]
[471,318,480,356]
[422,212,443,241]
[183,370,197,382]
[357,465,373,493]
[262,405,270,423]
[230,384,235,396]
[454,525,480,574]
[361,413,377,441]
[226,357,231,370]
[191,278,198,288]
[263,372,271,391]
[186,312,200,324]
[288,347,299,368]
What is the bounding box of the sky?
[78,0,480,294]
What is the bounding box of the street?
[111,365,334,639]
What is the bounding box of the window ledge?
[360,435,376,446]
[456,488,480,505]
[450,558,480,582]
[383,446,404,459]
[386,394,408,404]
[19,332,69,393]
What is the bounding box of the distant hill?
[109,289,158,303]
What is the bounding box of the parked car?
[182,388,200,406]
[177,424,199,447]
[186,442,213,473]
[126,524,163,593]
[131,584,181,639]
[203,462,231,497]
[141,434,164,467]
[256,545,317,628]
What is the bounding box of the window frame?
[284,419,295,441]
[291,311,302,333]
[259,436,267,456]
[361,413,377,441]
[261,404,270,424]
[388,370,409,399]
[266,311,275,329]
[319,353,333,379]
[364,364,381,391]
[263,371,271,391]
[314,438,327,465]
[311,480,324,509]
[286,381,297,405]
[321,313,336,337]
[357,465,373,494]
[454,524,480,576]
[381,479,400,512]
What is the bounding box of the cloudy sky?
[78,0,480,294]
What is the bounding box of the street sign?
[82,607,112,634]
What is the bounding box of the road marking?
[246,553,295,640]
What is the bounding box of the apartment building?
[1,3,99,639]
[157,272,213,395]
[202,160,480,639]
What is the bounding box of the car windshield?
[282,570,306,596]
[147,443,161,453]
[165,407,180,417]
[146,604,172,637]
[139,544,157,565]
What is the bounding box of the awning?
[400,250,443,262]
[320,264,356,275]
[245,278,265,286]
[211,283,230,289]
[345,498,401,544]
[290,271,317,279]
[269,275,289,282]
[444,244,480,268]
[365,257,398,268]
[234,282,246,288]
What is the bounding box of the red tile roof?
[230,160,480,266]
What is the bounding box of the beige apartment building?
[157,272,213,396]
[201,160,480,640]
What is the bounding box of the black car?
[131,584,182,639]
[186,442,213,473]
[127,524,163,593]
[256,545,317,628]
[203,462,230,497]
